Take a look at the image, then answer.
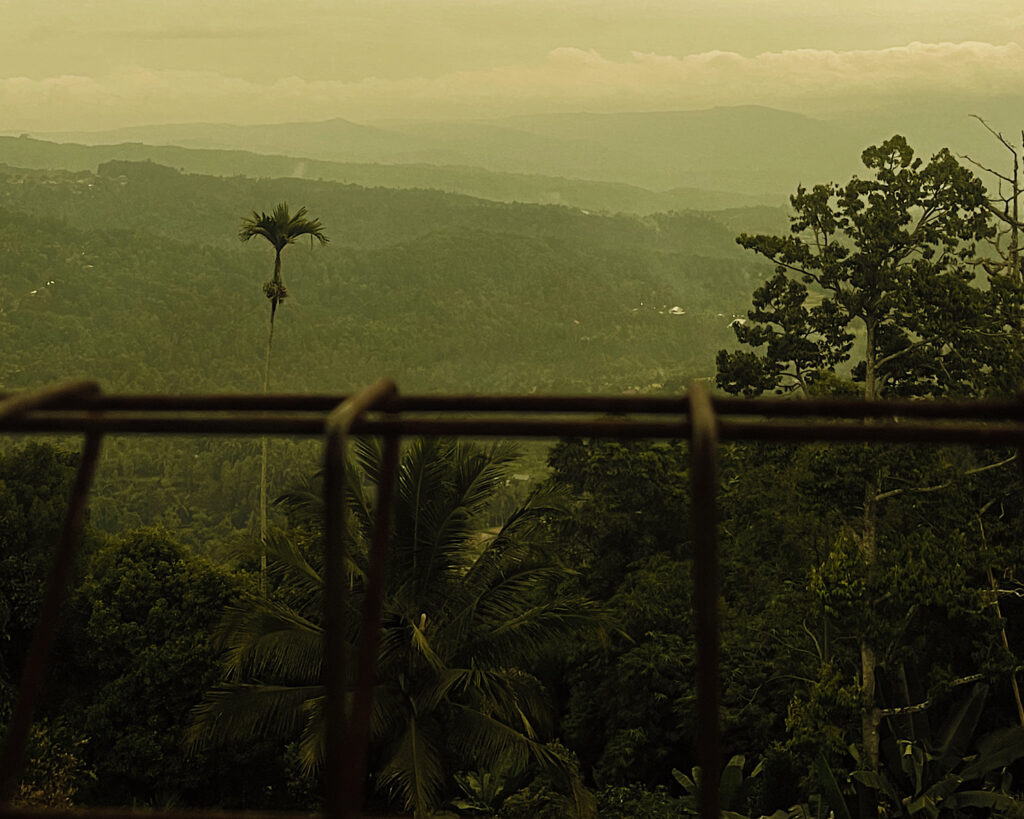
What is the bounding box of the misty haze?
[2,2,1024,817]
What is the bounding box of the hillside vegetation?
[0,160,762,395]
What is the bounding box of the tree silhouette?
[240,203,328,592]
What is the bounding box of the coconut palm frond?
[464,597,608,666]
[449,703,594,818]
[446,702,544,776]
[377,716,447,816]
[392,440,466,604]
[276,479,372,583]
[406,440,525,601]
[295,694,327,771]
[449,440,521,517]
[187,682,323,755]
[293,685,408,773]
[435,666,553,741]
[451,484,569,606]
[409,616,447,672]
[274,473,324,525]
[352,436,385,485]
[197,436,603,816]
[216,596,328,683]
[263,529,323,601]
[441,563,576,649]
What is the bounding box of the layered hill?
[27,102,1020,199]
[0,135,777,216]
[0,161,766,396]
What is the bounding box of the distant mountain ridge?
[26,101,1023,199]
[26,106,844,194]
[0,135,779,215]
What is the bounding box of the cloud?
[3,40,1023,131]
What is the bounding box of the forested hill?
[0,161,765,395]
[0,135,779,215]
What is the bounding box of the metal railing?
[0,378,1023,819]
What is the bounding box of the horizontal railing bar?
[0,808,336,819]
[1,392,1023,421]
[0,381,99,422]
[3,412,1024,446]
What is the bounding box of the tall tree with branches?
[240,203,328,592]
[716,136,1004,772]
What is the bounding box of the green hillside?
[0,159,767,544]
[0,161,762,395]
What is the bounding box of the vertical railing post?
[689,381,721,819]
[0,382,102,804]
[323,379,398,819]
[338,433,400,815]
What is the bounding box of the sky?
[2,0,1024,131]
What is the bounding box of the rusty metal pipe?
[323,380,398,819]
[0,381,98,421]
[0,432,103,803]
[5,414,1024,449]
[689,382,721,819]
[337,434,401,816]
[4,390,1024,421]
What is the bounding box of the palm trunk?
[860,318,882,772]
[259,249,282,595]
[860,476,881,771]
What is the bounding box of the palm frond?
[240,203,328,250]
[460,596,608,666]
[426,666,552,740]
[446,701,544,775]
[294,686,409,773]
[377,716,446,816]
[263,529,323,604]
[187,682,323,754]
[409,616,447,672]
[352,436,385,485]
[216,596,328,683]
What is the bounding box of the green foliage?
[718,134,1003,399]
[549,439,690,598]
[0,162,748,396]
[13,720,92,808]
[672,754,764,816]
[562,554,695,786]
[852,703,1024,816]
[191,439,603,817]
[0,442,81,716]
[450,758,530,814]
[592,783,690,818]
[60,528,272,806]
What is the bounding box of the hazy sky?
[3,0,1024,131]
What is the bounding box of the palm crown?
[189,439,602,817]
[240,202,328,314]
[239,203,329,252]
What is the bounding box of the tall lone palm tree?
[240,203,328,592]
[189,439,601,817]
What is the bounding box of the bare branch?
[983,199,1024,228]
[966,453,1017,476]
[962,153,1015,186]
[875,339,933,370]
[878,673,987,718]
[877,454,1016,502]
[971,114,1018,156]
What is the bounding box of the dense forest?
[4,131,1024,819]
